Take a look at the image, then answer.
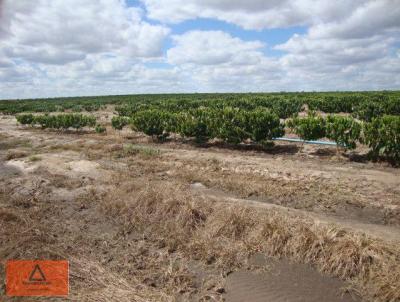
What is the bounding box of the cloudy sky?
[0,0,399,99]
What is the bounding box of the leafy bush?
[287,113,326,141]
[111,116,130,130]
[176,109,214,143]
[16,114,34,125]
[130,107,285,147]
[326,115,361,150]
[308,96,360,113]
[383,98,400,115]
[244,108,284,144]
[131,109,172,141]
[95,124,106,134]
[363,115,400,164]
[33,114,54,128]
[16,114,96,130]
[353,101,384,122]
[271,98,303,118]
[355,97,400,121]
[163,112,179,134]
[213,107,248,144]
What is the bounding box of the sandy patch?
[226,255,359,302]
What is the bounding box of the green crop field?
[5,91,400,165]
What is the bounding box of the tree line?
[111,108,400,164]
[16,113,96,130]
[15,109,400,165]
[2,91,400,120]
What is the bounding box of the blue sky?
[0,0,399,99]
[168,19,307,57]
[125,0,307,57]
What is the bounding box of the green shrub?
[131,109,172,141]
[22,114,96,130]
[353,101,384,122]
[383,98,400,115]
[308,96,360,113]
[271,98,303,118]
[326,115,361,150]
[244,108,284,144]
[355,97,400,121]
[163,112,179,134]
[363,115,400,164]
[95,124,106,134]
[111,116,130,130]
[176,109,214,143]
[16,114,34,125]
[287,113,326,141]
[213,107,248,144]
[174,108,284,146]
[33,114,53,128]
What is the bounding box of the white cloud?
[166,30,284,91]
[0,0,399,98]
[309,1,400,39]
[142,0,400,91]
[167,30,265,65]
[142,0,302,29]
[141,0,370,30]
[0,0,181,98]
[0,0,170,64]
[272,1,400,82]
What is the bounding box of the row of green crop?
[111,109,400,164]
[115,95,400,121]
[2,92,400,119]
[288,114,400,162]
[115,97,303,119]
[288,114,361,149]
[113,108,284,145]
[15,111,400,164]
[307,94,400,117]
[16,114,96,130]
[1,99,106,115]
[282,114,399,163]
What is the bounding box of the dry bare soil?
[1,112,400,301]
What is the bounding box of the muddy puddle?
[225,254,359,302]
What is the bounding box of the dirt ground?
[1,112,400,301]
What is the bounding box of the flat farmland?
[1,93,400,301]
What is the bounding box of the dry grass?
[100,181,400,302]
[170,160,400,226]
[1,124,399,301]
[1,164,398,301]
[175,164,353,207]
[113,144,161,159]
[68,256,171,302]
[0,137,32,150]
[28,155,42,162]
[5,150,28,160]
[0,175,202,301]
[0,208,22,223]
[47,142,86,153]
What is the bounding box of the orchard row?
[114,108,399,163]
[16,110,400,164]
[3,92,400,120]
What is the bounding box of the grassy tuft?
[114,144,161,159]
